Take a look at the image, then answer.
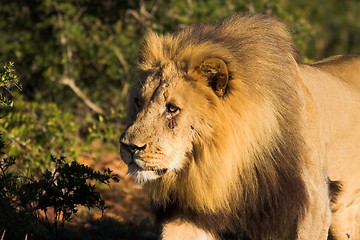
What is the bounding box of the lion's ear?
[198,58,229,97]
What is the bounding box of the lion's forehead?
[141,79,168,101]
[141,65,185,99]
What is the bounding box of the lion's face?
[120,66,195,184]
[120,59,229,184]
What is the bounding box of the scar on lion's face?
[167,117,175,129]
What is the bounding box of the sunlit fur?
[120,13,360,239]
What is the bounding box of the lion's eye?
[134,97,142,109]
[166,103,180,113]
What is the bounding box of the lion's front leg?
[296,178,332,240]
[160,219,219,240]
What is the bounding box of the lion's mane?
[139,14,308,239]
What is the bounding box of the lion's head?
[120,52,233,183]
[120,15,308,234]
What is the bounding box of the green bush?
[0,152,119,240]
[0,62,21,117]
[0,63,119,240]
[0,94,78,173]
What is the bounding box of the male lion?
[120,13,360,239]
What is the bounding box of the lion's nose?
[120,141,147,154]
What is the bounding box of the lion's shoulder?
[311,55,360,90]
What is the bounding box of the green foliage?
[0,62,22,117]
[0,62,120,240]
[0,152,119,240]
[86,108,126,145]
[0,62,21,91]
[0,94,78,172]
[0,1,137,112]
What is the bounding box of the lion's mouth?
[128,161,168,177]
[120,144,169,182]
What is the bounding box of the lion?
[120,13,360,239]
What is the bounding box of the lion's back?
[312,55,360,90]
[300,57,360,239]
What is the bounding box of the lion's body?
[301,58,360,239]
[120,14,360,239]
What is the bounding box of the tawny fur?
[120,13,360,239]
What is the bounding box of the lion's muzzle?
[119,139,146,164]
[119,135,168,181]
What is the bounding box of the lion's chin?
[127,162,167,184]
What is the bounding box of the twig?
[1,230,5,240]
[60,77,104,115]
[111,46,130,99]
[126,0,160,27]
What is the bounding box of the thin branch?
[126,0,160,27]
[1,230,6,240]
[112,47,129,77]
[149,0,161,16]
[60,77,104,115]
[111,46,130,99]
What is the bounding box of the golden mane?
[139,14,307,238]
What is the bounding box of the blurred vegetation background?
[0,0,359,239]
